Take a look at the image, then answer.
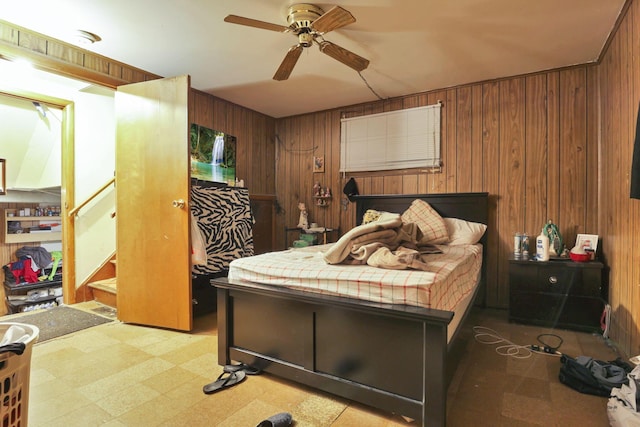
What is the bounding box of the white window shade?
[340,103,441,173]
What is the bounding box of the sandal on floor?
[256,412,292,427]
[202,369,246,394]
[224,363,262,375]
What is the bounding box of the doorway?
[0,90,69,315]
[0,59,117,314]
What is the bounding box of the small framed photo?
[313,156,324,173]
[575,234,599,257]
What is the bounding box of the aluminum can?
[514,233,522,254]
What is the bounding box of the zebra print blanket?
[190,184,254,275]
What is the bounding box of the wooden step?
[88,278,116,309]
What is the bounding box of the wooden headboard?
[354,192,489,227]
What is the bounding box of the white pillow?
[444,217,487,245]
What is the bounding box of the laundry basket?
[0,323,39,427]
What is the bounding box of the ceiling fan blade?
[311,6,356,33]
[318,41,369,72]
[273,45,304,81]
[224,15,291,32]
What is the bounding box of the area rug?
[4,305,114,342]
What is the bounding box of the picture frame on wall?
[575,233,599,255]
[189,124,236,185]
[313,156,324,173]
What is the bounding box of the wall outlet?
[630,355,640,365]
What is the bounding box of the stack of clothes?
[3,246,63,286]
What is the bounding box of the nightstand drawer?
[510,292,604,331]
[510,292,564,324]
[509,264,570,294]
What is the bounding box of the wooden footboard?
[213,277,480,426]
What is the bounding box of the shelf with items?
[3,266,63,314]
[313,196,332,206]
[313,182,332,206]
[6,289,62,314]
[4,208,62,243]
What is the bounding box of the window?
[340,103,441,173]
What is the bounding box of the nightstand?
[508,256,607,332]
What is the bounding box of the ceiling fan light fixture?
[74,30,101,45]
[298,32,313,47]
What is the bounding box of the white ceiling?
[2,0,625,118]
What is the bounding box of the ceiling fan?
[224,3,369,81]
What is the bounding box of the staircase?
[87,258,116,309]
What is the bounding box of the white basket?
[0,323,39,427]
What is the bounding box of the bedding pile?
[322,198,472,271]
[322,212,431,270]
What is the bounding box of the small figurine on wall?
[297,202,309,230]
[314,181,321,196]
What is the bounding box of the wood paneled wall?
[189,90,276,196]
[598,0,640,358]
[275,67,599,309]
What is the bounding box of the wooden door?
[115,75,192,331]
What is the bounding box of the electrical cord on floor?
[472,326,564,359]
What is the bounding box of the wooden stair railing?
[68,177,115,218]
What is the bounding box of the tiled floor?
[18,302,620,426]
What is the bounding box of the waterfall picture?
[190,124,236,184]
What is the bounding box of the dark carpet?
[8,305,114,342]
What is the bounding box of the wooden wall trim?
[0,20,161,87]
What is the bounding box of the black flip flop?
[224,363,262,376]
[256,412,292,427]
[202,369,246,394]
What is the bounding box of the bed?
[211,192,489,426]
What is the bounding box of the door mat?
[3,305,114,343]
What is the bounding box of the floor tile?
[20,305,620,426]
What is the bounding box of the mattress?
[228,243,482,312]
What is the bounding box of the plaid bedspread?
[228,243,482,311]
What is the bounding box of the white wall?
[0,96,62,190]
[72,85,116,285]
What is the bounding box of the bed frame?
[212,192,489,426]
